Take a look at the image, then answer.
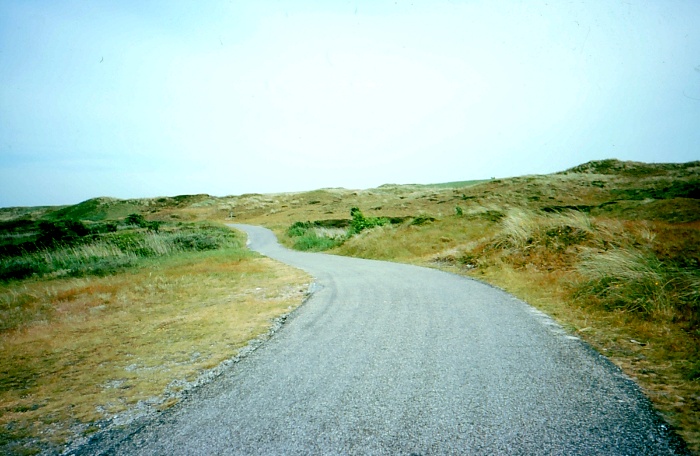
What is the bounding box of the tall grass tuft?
[494,208,595,252]
[576,247,700,318]
[41,241,137,277]
[495,208,540,249]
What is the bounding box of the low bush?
[287,208,391,252]
[409,216,436,226]
[36,220,90,247]
[0,223,240,282]
[349,207,388,234]
[287,221,312,238]
[0,256,46,281]
[293,231,344,251]
[286,222,345,251]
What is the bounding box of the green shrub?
[36,220,90,247]
[349,207,387,234]
[0,257,45,281]
[293,231,343,251]
[173,233,221,251]
[410,216,436,226]
[0,223,241,282]
[125,213,147,227]
[78,256,138,277]
[145,221,161,232]
[287,221,345,251]
[287,221,312,237]
[103,232,142,252]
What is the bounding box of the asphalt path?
[73,224,688,455]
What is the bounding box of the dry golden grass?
[0,250,310,454]
[3,159,697,453]
[333,216,493,263]
[329,212,700,452]
[222,162,699,453]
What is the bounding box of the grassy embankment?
[231,160,699,454]
[2,159,698,453]
[0,214,310,455]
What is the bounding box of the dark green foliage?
[409,216,436,226]
[0,257,45,281]
[173,233,221,251]
[125,213,147,227]
[289,208,388,251]
[386,216,412,224]
[101,231,141,252]
[84,221,118,235]
[292,232,343,251]
[610,181,700,200]
[314,219,351,228]
[684,360,700,381]
[0,222,241,282]
[63,256,138,278]
[286,221,345,251]
[123,213,163,232]
[0,218,34,233]
[146,221,161,232]
[459,209,505,222]
[287,212,413,252]
[36,221,89,247]
[542,205,596,214]
[0,220,119,258]
[349,207,388,234]
[564,159,700,177]
[287,221,312,238]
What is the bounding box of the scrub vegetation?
[0,216,310,455]
[0,218,236,285]
[240,159,700,453]
[1,159,698,454]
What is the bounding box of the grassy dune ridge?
[0,158,698,454]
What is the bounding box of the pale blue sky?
[1,0,699,207]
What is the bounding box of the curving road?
[73,224,687,455]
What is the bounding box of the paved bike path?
[73,224,687,455]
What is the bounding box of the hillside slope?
[1,158,698,453]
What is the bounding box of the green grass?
[0,222,239,283]
[257,161,700,453]
[291,230,344,251]
[286,222,346,251]
[2,158,699,454]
